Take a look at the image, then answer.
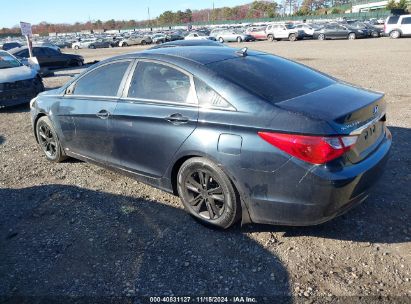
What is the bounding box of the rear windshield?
[207,54,334,103]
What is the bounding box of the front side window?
[128,61,192,103]
[194,78,232,109]
[73,61,130,97]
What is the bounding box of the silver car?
[216,30,255,43]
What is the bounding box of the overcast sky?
[2,0,255,28]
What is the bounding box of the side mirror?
[65,83,75,95]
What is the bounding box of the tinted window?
[16,49,29,58]
[128,61,191,103]
[388,16,400,24]
[43,48,58,55]
[401,17,411,24]
[194,78,232,109]
[208,55,335,104]
[73,61,130,96]
[32,48,46,56]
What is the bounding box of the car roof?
[150,39,224,49]
[114,46,265,65]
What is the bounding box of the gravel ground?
[0,38,410,303]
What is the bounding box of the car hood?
[0,65,37,83]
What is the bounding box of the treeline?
[0,0,405,36]
[0,1,279,36]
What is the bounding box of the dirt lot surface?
[0,38,410,303]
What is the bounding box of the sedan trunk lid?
[276,83,386,163]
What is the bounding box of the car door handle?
[96,109,110,119]
[165,113,189,125]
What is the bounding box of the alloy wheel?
[37,122,57,159]
[390,31,400,39]
[183,169,226,220]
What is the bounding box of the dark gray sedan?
[30,46,391,228]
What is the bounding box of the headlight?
[358,30,363,33]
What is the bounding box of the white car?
[184,32,215,41]
[72,39,95,49]
[266,24,305,41]
[294,24,315,37]
[384,14,411,39]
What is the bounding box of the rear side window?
[401,17,411,24]
[387,16,400,24]
[128,61,192,103]
[208,55,335,104]
[73,61,130,96]
[194,78,232,109]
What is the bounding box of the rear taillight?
[258,132,358,164]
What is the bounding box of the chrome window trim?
[122,59,199,105]
[65,59,133,98]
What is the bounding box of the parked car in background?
[1,42,23,51]
[151,33,167,44]
[54,40,72,49]
[119,35,152,46]
[384,14,411,38]
[348,22,383,37]
[184,32,216,41]
[245,26,268,40]
[294,24,315,38]
[10,46,84,68]
[0,50,44,107]
[266,24,305,41]
[166,33,185,42]
[31,46,391,229]
[313,24,367,40]
[150,39,225,49]
[215,30,255,42]
[72,39,110,49]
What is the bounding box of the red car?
[246,27,267,40]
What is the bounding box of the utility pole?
[147,7,151,30]
[212,1,215,23]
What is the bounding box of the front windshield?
[0,53,22,69]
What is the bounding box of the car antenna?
[235,47,248,57]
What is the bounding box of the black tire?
[141,40,147,45]
[122,42,128,47]
[177,157,241,229]
[35,116,66,163]
[318,33,325,40]
[348,32,356,40]
[89,44,96,49]
[289,33,297,41]
[267,34,274,42]
[218,37,224,43]
[237,36,242,43]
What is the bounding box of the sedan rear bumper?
[239,128,391,226]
